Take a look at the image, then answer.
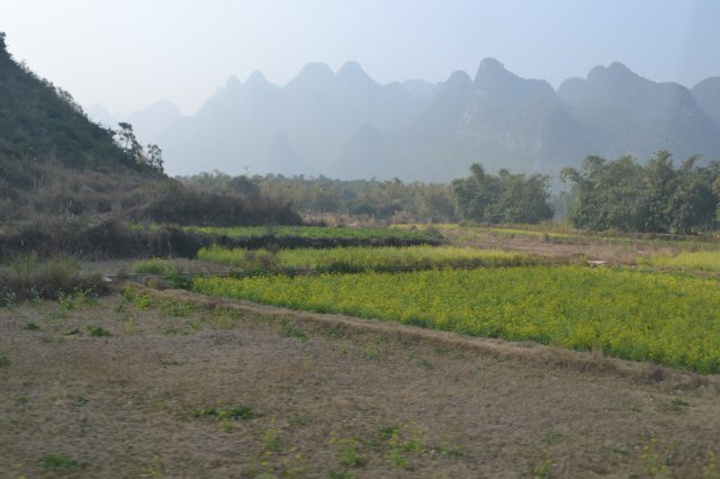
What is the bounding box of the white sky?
[1,0,718,115]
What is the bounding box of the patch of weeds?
[668,397,690,410]
[87,325,111,337]
[133,293,154,310]
[0,354,11,367]
[16,395,29,404]
[379,426,400,439]
[144,454,165,479]
[161,299,195,317]
[0,288,17,308]
[49,308,69,322]
[11,251,40,276]
[123,284,135,302]
[532,449,552,478]
[132,258,173,275]
[73,288,98,307]
[363,346,379,360]
[64,328,82,336]
[541,431,562,445]
[415,359,433,370]
[435,445,465,458]
[284,325,309,342]
[57,292,77,312]
[39,335,66,344]
[23,322,41,331]
[330,433,366,468]
[263,423,281,452]
[639,436,673,478]
[124,319,136,334]
[193,405,257,421]
[70,396,89,406]
[158,358,183,366]
[41,453,79,470]
[433,346,452,355]
[289,416,309,427]
[381,422,426,469]
[704,451,718,479]
[186,319,204,331]
[115,302,128,313]
[629,402,643,413]
[163,325,183,335]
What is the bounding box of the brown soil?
[2,286,719,478]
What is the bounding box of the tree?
[115,122,143,163]
[452,163,553,224]
[146,144,164,174]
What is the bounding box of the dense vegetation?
[562,151,720,233]
[179,163,556,225]
[451,164,554,223]
[178,172,458,222]
[194,266,720,373]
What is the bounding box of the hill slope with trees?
[0,32,299,227]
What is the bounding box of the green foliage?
[194,266,720,373]
[41,453,79,470]
[87,325,111,337]
[451,163,554,224]
[132,258,173,275]
[562,151,720,233]
[192,405,256,421]
[0,354,11,367]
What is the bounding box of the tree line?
[179,150,720,234]
[177,166,556,224]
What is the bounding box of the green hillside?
[0,32,299,227]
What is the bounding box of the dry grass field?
[2,283,720,478]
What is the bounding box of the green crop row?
[193,266,720,373]
[197,245,544,274]
[639,250,720,272]
[183,225,437,241]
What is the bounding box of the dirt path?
[1,289,719,478]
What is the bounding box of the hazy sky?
[1,0,719,115]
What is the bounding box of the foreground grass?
[197,245,545,274]
[194,266,720,373]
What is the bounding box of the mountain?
[459,58,587,173]
[157,62,431,176]
[154,58,720,181]
[692,77,720,125]
[558,62,720,161]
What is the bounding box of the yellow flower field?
[194,266,720,373]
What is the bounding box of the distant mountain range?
[93,60,720,182]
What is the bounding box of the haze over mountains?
[91,59,720,182]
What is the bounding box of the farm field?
[4,225,720,478]
[197,245,546,274]
[1,288,719,478]
[193,266,720,373]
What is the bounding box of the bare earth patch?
[1,288,719,478]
